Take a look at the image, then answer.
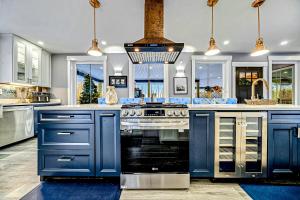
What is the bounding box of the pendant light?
[250,0,269,57]
[205,0,220,56]
[87,0,103,56]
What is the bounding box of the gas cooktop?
[121,102,188,109]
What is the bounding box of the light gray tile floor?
[0,138,39,200]
[0,138,252,200]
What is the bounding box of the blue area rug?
[240,184,300,200]
[21,181,121,200]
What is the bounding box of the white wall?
[51,52,300,104]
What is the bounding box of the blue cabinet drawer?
[38,124,94,150]
[268,111,300,124]
[38,150,95,176]
[38,111,94,124]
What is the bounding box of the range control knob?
[129,110,136,116]
[174,110,181,116]
[166,110,174,116]
[181,110,188,116]
[135,110,142,116]
[122,110,129,117]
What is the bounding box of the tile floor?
[0,138,252,200]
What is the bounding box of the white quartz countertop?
[0,99,62,107]
[33,103,300,111]
[188,104,300,111]
[34,104,122,110]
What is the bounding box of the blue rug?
[21,181,121,200]
[240,184,300,200]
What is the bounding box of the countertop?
[34,103,300,111]
[0,99,61,107]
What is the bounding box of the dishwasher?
[0,106,34,148]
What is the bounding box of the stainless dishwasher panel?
[0,106,34,147]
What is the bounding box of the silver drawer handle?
[57,157,74,162]
[57,132,74,135]
[298,128,300,138]
[99,114,115,117]
[195,114,210,117]
[56,115,75,119]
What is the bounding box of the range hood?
[124,0,184,64]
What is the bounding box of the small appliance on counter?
[31,92,51,103]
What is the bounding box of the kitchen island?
[35,104,300,180]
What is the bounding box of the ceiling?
[0,0,299,54]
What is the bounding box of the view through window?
[134,64,164,98]
[76,64,104,104]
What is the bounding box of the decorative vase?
[105,86,118,105]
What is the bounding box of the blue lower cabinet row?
[38,110,120,178]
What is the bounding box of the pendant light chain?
[211,5,214,38]
[257,6,261,38]
[93,6,96,40]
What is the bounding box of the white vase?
[105,86,118,105]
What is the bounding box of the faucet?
[251,78,269,100]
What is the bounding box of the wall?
[51,52,300,105]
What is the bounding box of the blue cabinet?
[95,111,120,177]
[189,111,215,177]
[268,111,300,177]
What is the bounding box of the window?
[194,63,223,98]
[76,64,104,104]
[272,64,295,104]
[134,64,164,98]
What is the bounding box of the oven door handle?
[121,121,188,127]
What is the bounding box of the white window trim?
[268,56,300,105]
[128,60,169,98]
[191,55,232,98]
[232,62,268,99]
[67,56,107,105]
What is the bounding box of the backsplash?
[0,84,50,100]
[0,85,17,99]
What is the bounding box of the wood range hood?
[124,0,184,64]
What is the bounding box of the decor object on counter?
[174,77,188,95]
[250,0,269,56]
[97,97,106,104]
[87,0,103,56]
[109,76,127,88]
[80,74,99,104]
[205,0,220,56]
[105,86,118,105]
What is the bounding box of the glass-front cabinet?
[29,45,42,85]
[14,39,28,83]
[215,112,267,178]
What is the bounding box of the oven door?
[121,118,189,173]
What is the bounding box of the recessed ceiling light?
[199,66,203,69]
[101,40,107,45]
[223,40,230,45]
[37,41,44,46]
[280,40,289,46]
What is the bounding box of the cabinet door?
[240,112,267,178]
[41,50,51,87]
[215,112,242,178]
[13,38,28,83]
[268,124,298,177]
[28,45,42,85]
[95,111,120,177]
[189,111,214,177]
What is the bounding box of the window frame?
[192,56,232,98]
[67,56,107,105]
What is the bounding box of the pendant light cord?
[93,6,96,40]
[211,5,214,38]
[258,6,261,38]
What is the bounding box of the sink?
[245,99,277,105]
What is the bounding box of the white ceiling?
[0,0,299,54]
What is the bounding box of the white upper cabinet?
[0,34,50,87]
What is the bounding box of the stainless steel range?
[120,103,190,189]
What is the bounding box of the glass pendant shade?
[88,39,102,56]
[205,37,220,56]
[250,37,269,57]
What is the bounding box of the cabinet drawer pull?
[195,114,209,117]
[298,128,300,138]
[56,115,75,119]
[57,132,74,135]
[57,156,74,162]
[99,114,115,117]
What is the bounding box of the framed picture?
[109,76,127,88]
[173,77,188,95]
